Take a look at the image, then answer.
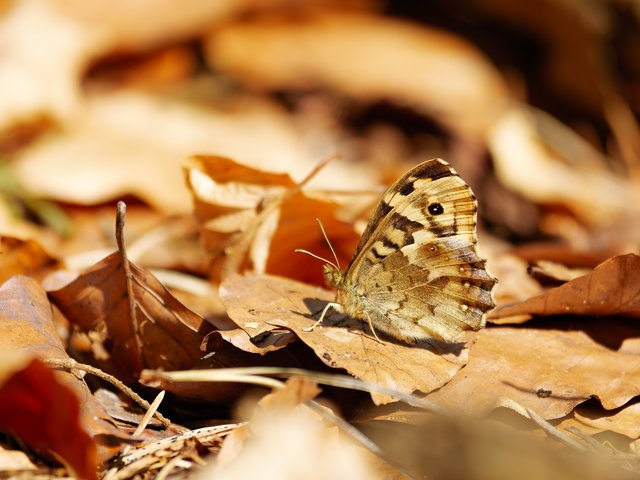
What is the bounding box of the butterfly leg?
[363,311,383,344]
[303,302,343,332]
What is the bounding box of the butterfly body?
[322,158,496,344]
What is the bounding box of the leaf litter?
[0,275,125,477]
[184,154,360,284]
[219,273,470,405]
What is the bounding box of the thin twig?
[147,367,449,416]
[115,201,145,361]
[118,424,242,466]
[525,407,587,451]
[134,390,166,436]
[295,153,341,191]
[45,358,171,427]
[155,456,194,480]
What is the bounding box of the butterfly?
[299,158,496,344]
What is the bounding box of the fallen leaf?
[0,236,61,284]
[488,108,636,227]
[169,283,233,330]
[0,356,96,479]
[482,246,543,314]
[264,377,321,408]
[184,155,360,284]
[204,11,508,139]
[558,401,640,439]
[93,388,161,430]
[49,250,213,383]
[528,260,592,284]
[48,203,214,383]
[209,381,378,479]
[219,273,471,405]
[426,327,640,419]
[491,254,640,321]
[0,1,88,131]
[0,275,124,473]
[511,241,603,268]
[1,0,340,131]
[217,326,298,355]
[13,90,309,213]
[86,45,196,90]
[215,377,321,470]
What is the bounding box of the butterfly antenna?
[294,248,339,271]
[316,218,341,270]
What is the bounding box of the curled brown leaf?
[219,273,471,405]
[0,275,124,473]
[492,254,640,321]
[184,155,359,284]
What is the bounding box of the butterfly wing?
[340,158,496,343]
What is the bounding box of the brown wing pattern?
[338,158,496,343]
[349,158,456,268]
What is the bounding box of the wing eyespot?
[428,203,444,215]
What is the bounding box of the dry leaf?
[184,155,360,284]
[558,402,640,440]
[528,260,592,284]
[511,241,604,269]
[209,379,379,479]
[217,326,298,355]
[219,273,471,405]
[49,250,213,383]
[488,108,636,227]
[185,154,295,276]
[426,327,640,419]
[214,377,321,471]
[48,204,213,382]
[482,246,543,313]
[0,236,61,284]
[87,45,196,90]
[256,377,321,414]
[491,254,640,321]
[0,356,96,479]
[0,275,124,471]
[13,91,308,213]
[204,11,508,139]
[1,0,345,130]
[0,1,87,130]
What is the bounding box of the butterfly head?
[322,264,344,288]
